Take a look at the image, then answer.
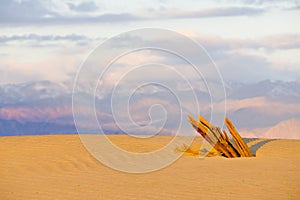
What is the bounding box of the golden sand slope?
[1,135,299,200]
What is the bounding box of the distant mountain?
[0,81,74,135]
[0,118,76,136]
[0,80,299,138]
[0,80,70,105]
[226,80,300,100]
[263,118,300,139]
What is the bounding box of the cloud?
[216,52,272,82]
[215,0,300,13]
[68,1,99,12]
[194,34,300,50]
[0,0,55,24]
[76,32,300,83]
[182,33,300,82]
[0,34,90,44]
[134,6,265,21]
[1,30,299,85]
[0,0,264,25]
[0,54,79,84]
[260,34,300,49]
[286,4,300,10]
[0,0,140,25]
[218,0,300,6]
[1,12,140,25]
[164,6,264,18]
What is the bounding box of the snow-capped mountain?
[226,80,300,100]
[0,79,299,138]
[0,80,70,105]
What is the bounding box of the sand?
[1,134,299,199]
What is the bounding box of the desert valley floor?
[1,134,299,199]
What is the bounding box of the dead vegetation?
[186,115,254,158]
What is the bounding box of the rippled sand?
[1,135,299,199]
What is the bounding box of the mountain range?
[0,80,299,139]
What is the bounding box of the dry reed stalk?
[188,115,254,158]
[225,118,253,157]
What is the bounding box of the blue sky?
[0,0,300,84]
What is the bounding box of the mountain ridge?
[0,80,299,138]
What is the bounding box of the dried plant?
[187,115,254,158]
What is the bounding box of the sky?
[0,0,300,84]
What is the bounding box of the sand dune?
[1,134,299,199]
[264,118,300,139]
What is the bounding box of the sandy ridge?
[1,134,299,200]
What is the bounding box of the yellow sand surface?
[1,135,299,200]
